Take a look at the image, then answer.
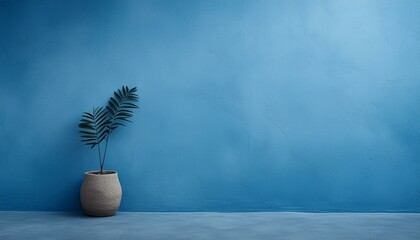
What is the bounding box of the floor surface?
[1,211,420,240]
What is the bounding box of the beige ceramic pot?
[80,170,122,217]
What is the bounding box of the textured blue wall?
[1,0,420,212]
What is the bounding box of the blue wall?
[1,0,420,212]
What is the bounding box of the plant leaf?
[106,85,139,132]
[78,106,110,148]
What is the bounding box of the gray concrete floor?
[1,211,420,240]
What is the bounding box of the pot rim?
[84,170,118,176]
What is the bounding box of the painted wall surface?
[1,0,420,212]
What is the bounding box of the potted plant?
[78,85,139,216]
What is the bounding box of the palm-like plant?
[79,86,139,174]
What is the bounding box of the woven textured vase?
[80,170,122,217]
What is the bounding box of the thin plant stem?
[97,142,103,174]
[92,107,104,174]
[101,130,112,172]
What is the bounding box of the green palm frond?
[106,86,139,131]
[78,85,139,173]
[79,106,110,148]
